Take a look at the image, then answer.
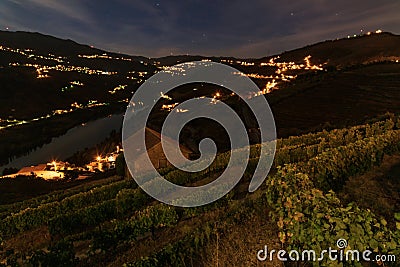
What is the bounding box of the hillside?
[0,115,399,266]
[264,32,400,67]
[1,30,400,168]
[0,31,150,63]
[0,30,400,266]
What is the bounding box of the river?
[0,114,124,173]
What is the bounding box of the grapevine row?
[0,175,122,219]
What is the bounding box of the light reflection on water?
[0,114,123,173]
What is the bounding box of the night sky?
[1,0,399,58]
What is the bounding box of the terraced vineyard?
[1,114,400,266]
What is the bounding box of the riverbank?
[0,110,124,174]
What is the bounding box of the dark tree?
[115,153,126,177]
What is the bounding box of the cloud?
[202,0,400,57]
[0,0,399,57]
[6,0,93,25]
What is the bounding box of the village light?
[52,161,57,171]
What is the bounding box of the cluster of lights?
[0,45,65,63]
[161,65,187,76]
[0,114,52,130]
[118,98,130,103]
[71,102,83,109]
[160,62,199,76]
[53,101,109,114]
[37,68,49,79]
[210,92,222,104]
[221,55,324,96]
[127,100,144,111]
[10,63,118,78]
[220,59,234,64]
[62,81,84,92]
[233,73,275,79]
[126,76,144,84]
[79,53,137,62]
[176,108,189,113]
[0,100,109,130]
[160,92,172,100]
[240,61,255,66]
[53,109,72,115]
[109,84,128,94]
[255,80,278,96]
[0,118,22,125]
[94,147,122,164]
[162,103,179,111]
[87,100,109,108]
[251,55,325,95]
[10,146,124,179]
[260,55,323,70]
[4,32,392,133]
[126,71,148,83]
[303,55,324,70]
[79,54,112,60]
[223,59,256,66]
[348,29,383,39]
[159,91,235,112]
[70,81,84,86]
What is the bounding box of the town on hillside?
[1,146,123,180]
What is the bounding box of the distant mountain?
[0,30,399,166]
[0,30,159,118]
[0,31,150,62]
[1,30,399,71]
[151,32,400,69]
[0,31,101,56]
[263,32,400,68]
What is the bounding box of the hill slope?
[0,116,399,266]
[262,32,400,67]
[0,30,399,167]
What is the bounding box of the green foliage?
[48,199,118,236]
[0,175,122,219]
[125,224,214,267]
[116,188,149,215]
[264,137,400,265]
[91,204,178,252]
[116,153,126,177]
[301,130,400,191]
[28,240,77,267]
[0,179,133,238]
[126,115,400,266]
[2,114,400,266]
